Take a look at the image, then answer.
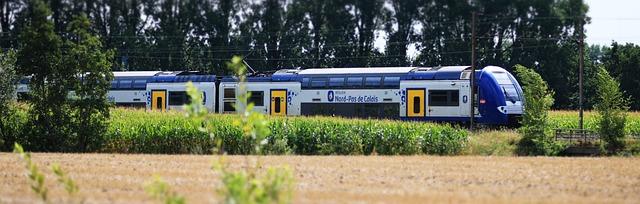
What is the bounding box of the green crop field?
[104,108,468,155]
[548,111,640,136]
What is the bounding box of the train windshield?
[501,84,520,102]
[493,71,521,102]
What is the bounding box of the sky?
[584,0,640,46]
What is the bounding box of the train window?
[501,85,520,102]
[224,88,235,99]
[311,78,328,88]
[274,97,281,113]
[169,91,191,106]
[156,98,162,109]
[493,72,513,85]
[382,77,400,88]
[429,90,459,106]
[413,96,421,113]
[346,77,363,88]
[110,81,118,89]
[224,102,236,112]
[249,91,264,106]
[119,80,132,89]
[302,78,311,88]
[133,80,146,89]
[329,77,345,88]
[365,77,382,88]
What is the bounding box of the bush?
[514,65,565,156]
[594,67,629,154]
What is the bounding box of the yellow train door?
[407,89,425,117]
[151,90,166,111]
[270,90,287,116]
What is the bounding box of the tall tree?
[384,0,420,66]
[65,14,114,151]
[16,0,72,151]
[603,42,640,110]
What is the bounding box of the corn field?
[548,111,640,136]
[104,109,469,155]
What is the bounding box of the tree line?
[0,0,638,109]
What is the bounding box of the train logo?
[327,90,335,102]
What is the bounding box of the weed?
[145,176,186,204]
[13,143,48,202]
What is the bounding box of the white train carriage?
[109,71,162,107]
[218,77,300,115]
[145,72,217,112]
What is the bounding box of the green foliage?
[215,162,294,204]
[103,109,468,155]
[594,67,629,154]
[187,56,294,204]
[65,14,114,152]
[51,164,79,197]
[463,130,520,156]
[0,50,19,150]
[515,65,565,156]
[145,176,186,204]
[13,143,48,202]
[17,0,74,152]
[15,2,113,152]
[0,49,18,111]
[602,43,640,110]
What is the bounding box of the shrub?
[594,67,629,154]
[514,65,565,156]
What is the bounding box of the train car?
[14,66,523,126]
[146,72,217,112]
[219,66,523,126]
[109,71,162,107]
[16,76,30,100]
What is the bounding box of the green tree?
[594,67,628,154]
[65,14,114,152]
[0,50,18,112]
[602,42,640,110]
[515,65,564,156]
[0,50,20,150]
[16,0,73,151]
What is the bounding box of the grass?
[464,130,520,156]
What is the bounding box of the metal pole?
[470,12,477,131]
[579,19,584,130]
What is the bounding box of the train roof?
[295,67,416,75]
[113,71,163,77]
[271,66,474,81]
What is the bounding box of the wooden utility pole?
[470,12,477,131]
[579,19,584,130]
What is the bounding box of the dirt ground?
[1,153,639,204]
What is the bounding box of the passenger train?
[16,66,524,126]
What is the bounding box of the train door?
[459,83,471,116]
[406,89,425,117]
[151,90,166,111]
[270,89,287,116]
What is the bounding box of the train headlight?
[497,106,507,114]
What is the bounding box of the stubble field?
[1,153,639,204]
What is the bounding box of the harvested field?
[1,153,639,204]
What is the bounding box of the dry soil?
[1,153,639,203]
